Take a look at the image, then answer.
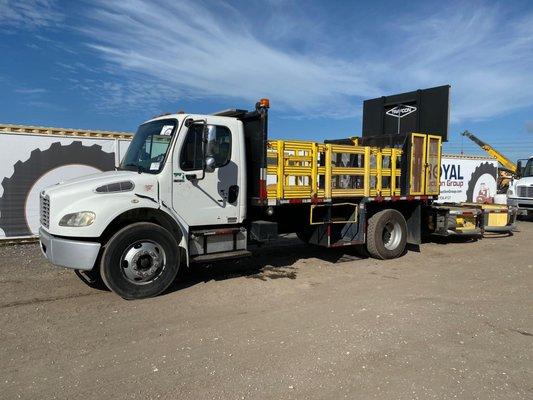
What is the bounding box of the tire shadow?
[517,214,533,222]
[426,235,479,245]
[164,236,368,294]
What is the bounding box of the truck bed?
[265,134,441,203]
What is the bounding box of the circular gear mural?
[465,162,498,203]
[0,141,115,237]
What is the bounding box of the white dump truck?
[507,156,533,215]
[39,87,490,299]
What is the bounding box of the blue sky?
[1,0,533,160]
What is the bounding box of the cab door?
[171,116,243,226]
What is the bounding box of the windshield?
[120,119,177,174]
[523,158,533,177]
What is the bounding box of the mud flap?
[406,203,421,245]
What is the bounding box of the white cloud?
[71,76,182,116]
[81,0,377,117]
[0,0,63,28]
[14,87,47,94]
[81,0,533,120]
[384,4,533,121]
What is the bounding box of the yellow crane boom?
[461,130,517,173]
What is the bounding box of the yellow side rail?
[266,139,403,200]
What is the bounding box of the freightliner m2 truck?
[39,86,481,299]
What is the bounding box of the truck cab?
[507,157,533,215]
[39,106,260,299]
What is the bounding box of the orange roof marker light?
[259,98,270,108]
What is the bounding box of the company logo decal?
[386,105,417,119]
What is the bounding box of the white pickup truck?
[507,156,533,216]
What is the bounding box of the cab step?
[191,250,251,263]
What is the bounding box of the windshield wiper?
[122,163,146,174]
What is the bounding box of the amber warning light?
[259,98,270,108]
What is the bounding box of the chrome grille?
[40,193,50,228]
[517,186,533,198]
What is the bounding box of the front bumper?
[39,228,101,271]
[507,197,533,214]
[483,206,517,233]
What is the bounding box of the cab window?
[180,124,231,171]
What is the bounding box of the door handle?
[227,185,239,203]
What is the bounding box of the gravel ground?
[1,220,532,400]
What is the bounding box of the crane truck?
[460,130,529,192]
[39,87,485,299]
[460,130,533,215]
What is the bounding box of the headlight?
[507,189,513,196]
[59,211,95,227]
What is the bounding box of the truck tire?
[366,209,407,260]
[74,268,106,290]
[100,222,180,300]
[296,227,313,244]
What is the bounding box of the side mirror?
[205,156,216,173]
[202,125,216,173]
[516,160,522,177]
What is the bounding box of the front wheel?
[100,222,180,299]
[75,268,106,290]
[366,209,407,260]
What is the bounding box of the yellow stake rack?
[266,134,440,201]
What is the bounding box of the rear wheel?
[100,222,180,299]
[366,209,407,259]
